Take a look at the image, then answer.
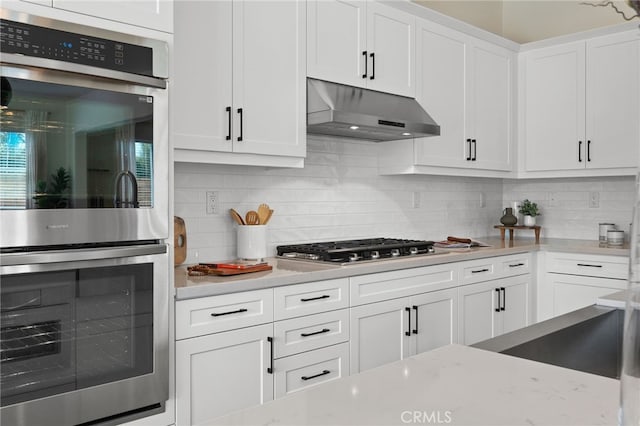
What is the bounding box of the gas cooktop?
[276,238,437,264]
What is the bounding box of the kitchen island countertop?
[205,344,619,426]
[175,237,629,300]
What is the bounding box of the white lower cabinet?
[458,275,530,345]
[274,342,349,398]
[551,274,627,317]
[350,288,458,374]
[175,323,274,426]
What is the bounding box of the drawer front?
[547,252,629,279]
[274,309,349,358]
[273,342,349,399]
[496,253,531,278]
[274,278,349,320]
[350,264,458,306]
[459,258,497,285]
[176,289,274,340]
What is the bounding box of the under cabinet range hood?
[307,78,440,141]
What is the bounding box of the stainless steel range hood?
[307,78,440,142]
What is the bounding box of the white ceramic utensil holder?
[237,225,267,261]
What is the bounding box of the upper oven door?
[0,12,168,249]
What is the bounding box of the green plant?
[33,167,71,209]
[519,199,540,217]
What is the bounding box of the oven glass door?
[0,245,168,425]
[0,75,155,210]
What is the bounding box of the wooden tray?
[187,263,273,276]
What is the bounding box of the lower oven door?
[0,244,169,425]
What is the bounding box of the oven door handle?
[1,244,167,266]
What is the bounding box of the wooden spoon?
[258,203,270,225]
[263,209,274,225]
[245,210,260,225]
[229,208,245,225]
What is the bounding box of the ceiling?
[413,0,639,43]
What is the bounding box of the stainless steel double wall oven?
[0,10,170,425]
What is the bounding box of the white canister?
[599,223,616,242]
[607,229,625,246]
[237,225,268,260]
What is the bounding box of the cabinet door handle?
[508,263,524,268]
[225,106,232,140]
[362,51,368,78]
[578,140,582,162]
[370,52,375,80]
[237,108,243,141]
[300,328,330,337]
[301,370,330,381]
[267,336,274,374]
[412,305,419,335]
[405,307,411,336]
[472,139,477,161]
[471,268,489,274]
[587,140,591,162]
[466,139,472,161]
[300,294,330,302]
[210,308,247,317]
[577,263,603,268]
[495,288,501,312]
[500,287,506,311]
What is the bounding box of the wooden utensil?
[263,209,274,225]
[174,216,187,265]
[258,203,270,225]
[245,210,260,225]
[229,208,245,225]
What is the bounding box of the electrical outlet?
[548,193,558,207]
[589,191,600,208]
[412,191,420,209]
[206,191,219,214]
[479,192,486,208]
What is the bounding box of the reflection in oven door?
[0,272,76,406]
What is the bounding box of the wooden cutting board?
[174,216,187,265]
[187,263,273,276]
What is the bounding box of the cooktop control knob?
[370,250,380,259]
[409,247,419,255]
[348,253,360,262]
[390,249,400,257]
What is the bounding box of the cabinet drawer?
[274,278,349,320]
[176,289,274,340]
[274,309,349,358]
[273,342,349,399]
[350,264,458,306]
[496,253,531,277]
[459,258,497,285]
[547,252,628,279]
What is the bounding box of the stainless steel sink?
[473,305,623,379]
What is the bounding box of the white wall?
[503,176,636,240]
[174,137,503,263]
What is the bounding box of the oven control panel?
[0,19,153,76]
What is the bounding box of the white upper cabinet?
[523,30,639,175]
[379,19,513,176]
[307,0,415,97]
[53,1,173,32]
[173,0,306,168]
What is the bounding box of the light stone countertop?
[597,290,628,309]
[205,344,619,426]
[175,237,630,300]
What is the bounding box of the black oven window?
[1,321,61,362]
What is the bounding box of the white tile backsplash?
[174,137,637,263]
[174,137,503,263]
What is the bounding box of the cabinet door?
[175,324,274,426]
[551,273,627,317]
[410,288,458,355]
[307,0,367,87]
[349,298,410,374]
[172,0,233,152]
[468,40,512,171]
[586,32,640,169]
[232,0,306,158]
[414,20,467,168]
[366,2,415,97]
[499,275,530,335]
[524,43,586,171]
[458,281,499,345]
[54,0,173,32]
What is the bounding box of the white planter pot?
[524,215,536,227]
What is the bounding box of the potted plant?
[519,199,540,226]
